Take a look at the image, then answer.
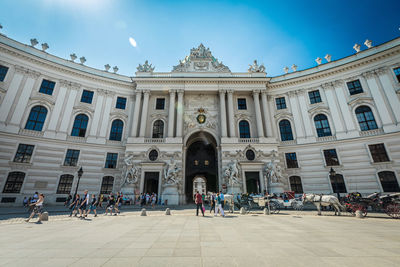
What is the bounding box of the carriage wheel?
[269,202,280,214]
[352,204,368,217]
[292,202,303,211]
[385,204,400,219]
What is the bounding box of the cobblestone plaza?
[0,209,399,267]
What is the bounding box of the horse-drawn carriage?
[228,191,303,214]
[342,192,400,219]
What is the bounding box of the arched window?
[279,120,293,141]
[330,174,347,194]
[355,106,378,131]
[289,176,303,194]
[3,171,25,193]
[152,120,164,138]
[109,119,124,141]
[25,105,48,131]
[71,114,89,137]
[100,176,114,194]
[314,114,332,137]
[239,120,250,138]
[378,171,400,192]
[57,174,74,194]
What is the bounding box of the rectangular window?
[308,90,322,104]
[64,149,80,166]
[369,144,390,163]
[156,98,165,110]
[347,80,363,95]
[116,97,127,109]
[275,97,286,110]
[14,144,34,163]
[100,176,114,194]
[323,149,340,166]
[0,65,9,82]
[81,90,94,104]
[3,172,25,193]
[237,98,247,110]
[39,79,56,95]
[394,67,400,83]
[56,175,74,194]
[285,153,299,168]
[105,153,118,169]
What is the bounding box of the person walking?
[69,194,80,217]
[151,193,157,208]
[195,191,204,216]
[25,193,45,223]
[220,191,225,209]
[64,194,72,207]
[210,192,216,214]
[79,190,89,219]
[87,194,98,217]
[114,192,122,215]
[214,193,225,217]
[105,193,115,216]
[98,194,103,208]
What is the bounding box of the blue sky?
[1,0,399,76]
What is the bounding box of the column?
[88,90,105,137]
[375,67,400,123]
[167,90,176,137]
[47,81,69,132]
[10,72,38,126]
[252,90,264,138]
[288,91,305,140]
[139,90,150,137]
[362,71,394,127]
[267,95,278,138]
[322,83,345,135]
[332,80,357,133]
[130,90,142,137]
[0,69,24,124]
[261,91,273,138]
[219,90,227,137]
[176,90,184,137]
[99,93,113,138]
[227,90,236,137]
[296,91,314,138]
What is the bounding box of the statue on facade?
[263,159,283,185]
[223,160,241,185]
[248,60,266,73]
[164,158,181,185]
[136,60,155,72]
[121,154,141,187]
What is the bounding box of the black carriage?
[234,194,280,214]
[342,192,400,219]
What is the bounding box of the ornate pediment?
[172,44,230,73]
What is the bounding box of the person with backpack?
[214,193,225,217]
[69,194,80,217]
[195,191,204,216]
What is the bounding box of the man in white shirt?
[79,190,90,219]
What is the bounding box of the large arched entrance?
[185,131,218,203]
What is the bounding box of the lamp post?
[329,167,340,199]
[74,167,83,198]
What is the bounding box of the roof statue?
[248,60,266,73]
[172,43,230,73]
[137,60,155,72]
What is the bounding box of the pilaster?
[227,89,236,137]
[167,89,176,138]
[252,90,264,138]
[139,90,150,137]
[219,89,228,137]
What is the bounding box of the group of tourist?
[139,192,158,208]
[68,191,124,218]
[194,191,225,217]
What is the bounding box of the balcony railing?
[144,138,165,143]
[19,129,44,137]
[359,128,384,137]
[280,140,297,145]
[238,138,259,143]
[316,135,337,142]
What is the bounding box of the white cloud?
[129,37,137,47]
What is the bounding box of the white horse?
[302,193,345,216]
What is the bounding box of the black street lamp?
[329,167,340,199]
[74,167,83,197]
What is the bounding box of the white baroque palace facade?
[1,34,400,205]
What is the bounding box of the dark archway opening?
[185,132,218,203]
[144,172,159,194]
